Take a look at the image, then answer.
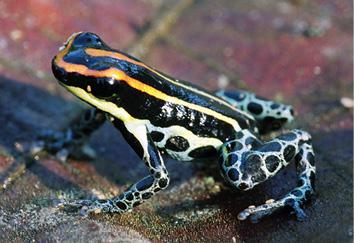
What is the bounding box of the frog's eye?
[88,77,119,99]
[71,32,104,49]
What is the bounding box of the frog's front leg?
[33,108,106,161]
[219,129,315,222]
[66,119,169,215]
[215,90,294,133]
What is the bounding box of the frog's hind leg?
[215,90,294,133]
[33,108,106,161]
[218,129,315,222]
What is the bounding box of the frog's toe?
[237,197,308,223]
[71,144,97,160]
[55,149,70,163]
[237,199,284,223]
[60,199,119,216]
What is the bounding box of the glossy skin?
[41,32,315,222]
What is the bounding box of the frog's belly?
[146,124,223,161]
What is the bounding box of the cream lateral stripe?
[66,86,151,158]
[84,48,255,121]
[57,61,241,131]
[64,86,140,122]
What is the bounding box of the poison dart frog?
[38,32,316,222]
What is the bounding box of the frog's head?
[52,32,124,109]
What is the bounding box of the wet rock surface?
[0,0,352,242]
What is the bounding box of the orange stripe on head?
[85,48,148,69]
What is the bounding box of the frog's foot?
[215,89,295,134]
[31,108,106,162]
[31,129,95,162]
[219,129,315,222]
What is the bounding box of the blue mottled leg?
[219,129,315,222]
[215,90,294,133]
[65,119,169,214]
[33,108,106,161]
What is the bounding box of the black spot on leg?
[270,103,280,109]
[116,201,127,210]
[283,145,296,161]
[284,198,296,207]
[150,131,164,142]
[291,189,302,197]
[258,142,282,152]
[309,171,316,187]
[136,176,154,191]
[188,146,217,158]
[238,182,249,190]
[224,91,246,101]
[241,154,262,174]
[265,155,280,172]
[133,201,141,207]
[126,193,134,201]
[278,133,297,141]
[165,136,190,152]
[158,178,169,188]
[142,192,153,199]
[245,137,261,148]
[235,132,244,139]
[227,168,240,181]
[247,102,263,115]
[251,170,267,183]
[225,153,238,167]
[307,152,315,166]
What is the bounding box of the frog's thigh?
[215,90,294,130]
[219,129,315,222]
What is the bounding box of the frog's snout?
[52,58,68,84]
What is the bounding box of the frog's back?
[59,44,257,141]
